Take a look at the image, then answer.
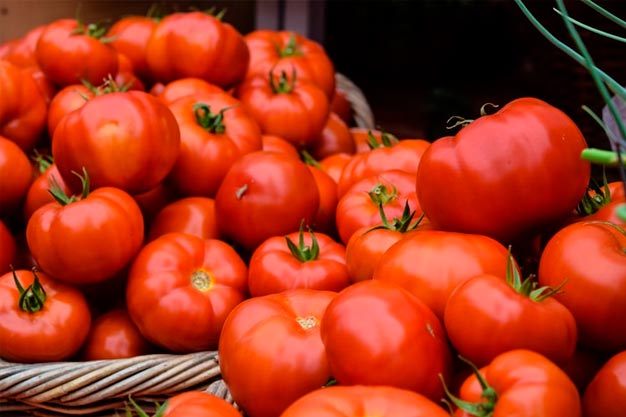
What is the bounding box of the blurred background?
[2,0,626,150]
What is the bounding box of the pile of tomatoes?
[1,6,625,417]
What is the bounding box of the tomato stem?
[11,267,47,314]
[581,148,626,167]
[368,183,397,206]
[193,103,233,134]
[440,356,498,417]
[279,33,302,58]
[269,68,296,94]
[285,220,319,262]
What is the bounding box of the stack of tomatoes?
[0,7,625,417]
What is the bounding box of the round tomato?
[261,134,300,159]
[582,350,626,417]
[156,391,241,417]
[307,112,355,160]
[155,77,226,105]
[0,135,33,218]
[106,14,158,83]
[2,25,45,68]
[126,233,248,353]
[0,220,16,275]
[46,82,96,138]
[22,160,71,222]
[147,196,221,242]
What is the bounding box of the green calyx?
[367,130,398,149]
[368,183,397,206]
[31,150,53,175]
[270,68,297,94]
[504,247,566,302]
[48,167,90,206]
[285,220,319,262]
[193,103,233,134]
[278,33,302,58]
[12,267,47,314]
[440,356,498,417]
[367,199,422,234]
[576,170,612,216]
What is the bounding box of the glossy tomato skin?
[538,221,626,353]
[307,112,355,160]
[215,150,320,252]
[35,18,119,87]
[582,350,626,417]
[261,134,300,159]
[155,77,226,105]
[106,15,157,83]
[46,83,95,138]
[0,220,16,275]
[0,269,91,363]
[26,186,145,285]
[0,135,33,218]
[126,233,248,353]
[417,97,590,244]
[147,196,221,242]
[160,391,241,417]
[321,280,453,402]
[2,25,45,68]
[218,288,336,417]
[453,349,581,417]
[145,11,249,88]
[279,385,450,417]
[22,162,72,222]
[52,90,181,194]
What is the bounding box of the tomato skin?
[321,280,452,402]
[538,221,626,353]
[0,220,16,275]
[26,186,144,285]
[2,25,45,68]
[453,349,581,417]
[330,86,354,125]
[126,233,248,353]
[147,196,221,242]
[35,18,119,87]
[155,77,226,105]
[218,288,335,417]
[81,308,152,360]
[23,162,72,222]
[582,350,626,417]
[443,272,578,368]
[52,90,181,194]
[145,11,249,88]
[106,15,157,83]
[279,385,450,417]
[0,269,91,363]
[0,135,33,217]
[307,112,355,160]
[215,150,320,252]
[319,152,353,184]
[160,391,241,417]
[0,60,48,151]
[416,97,590,244]
[46,83,94,138]
[261,134,300,159]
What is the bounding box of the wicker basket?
[0,73,374,417]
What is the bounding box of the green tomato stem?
[11,267,47,314]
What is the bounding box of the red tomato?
[145,11,249,88]
[0,60,48,151]
[155,77,226,105]
[52,90,181,194]
[319,152,353,184]
[449,349,581,416]
[106,14,158,83]
[350,127,389,153]
[46,83,95,138]
[218,289,336,417]
[330,86,354,125]
[0,268,91,362]
[2,25,45,68]
[307,112,356,160]
[245,30,335,98]
[0,135,33,217]
[416,97,590,244]
[538,220,626,353]
[114,52,146,91]
[373,229,515,321]
[582,350,626,417]
[280,385,450,417]
[307,164,339,236]
[131,181,177,228]
[261,134,300,159]
[443,253,577,368]
[26,180,144,285]
[214,150,320,252]
[35,18,119,87]
[247,225,349,296]
[147,196,220,242]
[157,391,241,417]
[165,92,262,197]
[320,280,452,402]
[126,233,248,353]
[22,161,72,222]
[81,308,152,360]
[0,220,16,275]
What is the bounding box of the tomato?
[448,349,581,417]
[22,156,72,222]
[156,391,241,417]
[307,112,356,160]
[321,279,452,402]
[582,350,626,417]
[145,11,249,88]
[373,229,515,321]
[131,181,177,229]
[2,25,45,68]
[279,385,450,417]
[147,196,220,242]
[538,220,626,353]
[248,224,349,297]
[81,308,152,360]
[335,169,421,245]
[236,68,330,149]
[330,86,354,125]
[46,83,95,138]
[165,91,262,197]
[350,128,389,153]
[416,97,590,244]
[155,77,227,105]
[114,52,146,92]
[443,252,577,368]
[319,152,353,184]
[214,150,320,253]
[35,18,119,87]
[0,60,48,151]
[245,30,335,98]
[0,220,16,275]
[218,288,335,417]
[26,175,144,285]
[0,135,33,218]
[261,134,300,159]
[307,164,339,236]
[52,90,181,194]
[0,268,91,362]
[126,233,248,353]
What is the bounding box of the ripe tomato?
[319,152,353,184]
[2,25,45,68]
[0,220,16,275]
[350,127,390,153]
[330,85,354,125]
[218,288,336,417]
[247,225,349,296]
[35,18,119,87]
[46,82,95,138]
[81,308,152,360]
[22,160,71,222]
[156,391,241,417]
[307,164,339,236]
[320,280,452,402]
[538,220,626,353]
[449,349,581,416]
[126,233,248,353]
[0,135,33,218]
[52,90,181,194]
[155,77,226,105]
[214,150,320,252]
[280,385,450,417]
[145,11,249,88]
[307,112,355,160]
[147,196,221,242]
[416,97,590,244]
[261,134,300,159]
[0,268,91,362]
[582,350,626,417]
